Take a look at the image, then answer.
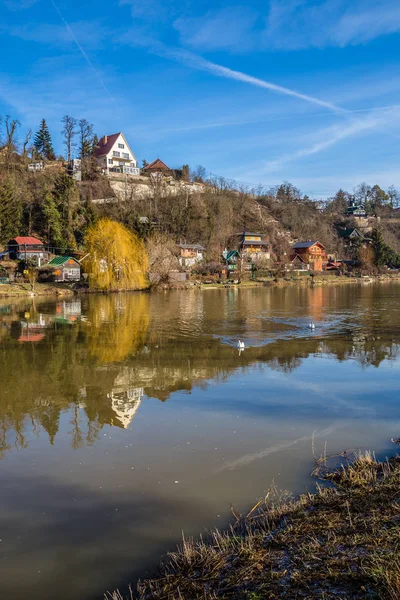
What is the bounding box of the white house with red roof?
[93,133,140,175]
[7,236,50,266]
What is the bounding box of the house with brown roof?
[291,241,327,271]
[143,158,173,177]
[93,133,139,175]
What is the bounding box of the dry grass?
[107,451,400,600]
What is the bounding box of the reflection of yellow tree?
[86,293,150,363]
[83,219,149,291]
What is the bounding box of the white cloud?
[265,0,400,49]
[174,6,259,52]
[4,21,111,50]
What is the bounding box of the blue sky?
[1,0,400,197]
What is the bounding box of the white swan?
[308,322,316,330]
[237,339,245,349]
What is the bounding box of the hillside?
[1,151,400,270]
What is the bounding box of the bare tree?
[4,115,21,166]
[191,165,207,183]
[61,115,78,163]
[22,129,33,161]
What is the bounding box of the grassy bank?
[108,450,400,600]
[0,282,75,298]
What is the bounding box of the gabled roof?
[93,133,120,157]
[178,243,205,251]
[235,232,263,236]
[47,256,80,267]
[144,158,171,170]
[338,228,363,239]
[222,250,240,261]
[93,133,137,161]
[9,236,43,246]
[292,241,325,249]
[290,253,307,263]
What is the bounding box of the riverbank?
[1,273,399,298]
[109,449,400,600]
[0,282,75,298]
[193,272,400,290]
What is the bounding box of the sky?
[1,0,400,197]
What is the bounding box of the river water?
[0,283,400,599]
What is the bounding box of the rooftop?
[292,241,325,249]
[9,236,44,246]
[47,256,80,267]
[178,243,206,251]
[144,158,170,171]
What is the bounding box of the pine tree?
[53,171,78,250]
[42,192,63,248]
[34,119,56,160]
[0,178,22,244]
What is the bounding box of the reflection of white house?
[93,133,140,176]
[107,386,144,428]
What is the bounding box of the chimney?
[103,135,108,145]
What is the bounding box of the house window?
[122,153,129,159]
[118,143,124,149]
[108,159,113,164]
[113,151,120,157]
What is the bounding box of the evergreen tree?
[42,192,63,248]
[92,134,99,150]
[371,228,400,268]
[34,119,56,160]
[53,171,78,250]
[0,178,22,244]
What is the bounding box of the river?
[0,283,400,599]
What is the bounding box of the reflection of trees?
[84,294,150,363]
[0,285,400,458]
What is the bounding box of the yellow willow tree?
[83,218,148,291]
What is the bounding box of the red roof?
[144,158,170,171]
[18,333,45,343]
[11,237,43,246]
[93,133,122,157]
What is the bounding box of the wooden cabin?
[291,241,327,271]
[47,256,81,282]
[236,232,270,259]
[7,236,49,266]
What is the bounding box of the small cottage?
[8,236,49,266]
[47,256,81,282]
[345,203,367,217]
[178,243,205,268]
[222,249,240,272]
[143,158,173,177]
[291,241,328,271]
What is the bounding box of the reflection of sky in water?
[0,284,400,600]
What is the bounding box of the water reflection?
[0,284,400,600]
[0,286,400,458]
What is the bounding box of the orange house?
[291,241,327,271]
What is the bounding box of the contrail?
[49,0,113,99]
[150,43,347,114]
[261,106,400,173]
[215,424,339,473]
